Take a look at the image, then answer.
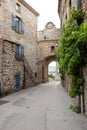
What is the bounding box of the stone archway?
[37,55,56,83]
[44,55,56,82]
[37,22,61,83]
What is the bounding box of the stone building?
[58,0,87,115]
[37,22,61,83]
[0,0,39,95]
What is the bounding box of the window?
[76,0,81,9]
[12,13,24,34]
[51,46,55,53]
[15,45,24,60]
[16,3,21,13]
[69,0,72,8]
[35,72,37,78]
[65,13,67,20]
[44,36,46,39]
[15,16,21,33]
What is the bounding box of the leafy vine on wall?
[57,8,87,97]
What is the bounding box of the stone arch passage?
[37,22,61,83]
[48,61,56,81]
[44,55,56,82]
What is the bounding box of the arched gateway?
[37,22,61,83]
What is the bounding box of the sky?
[49,61,56,67]
[25,0,60,30]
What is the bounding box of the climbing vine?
[57,8,87,97]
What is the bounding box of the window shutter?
[20,45,24,58]
[12,13,16,30]
[76,0,81,9]
[76,0,78,9]
[78,0,81,9]
[15,45,19,59]
[21,20,25,34]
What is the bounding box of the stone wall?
[0,0,39,95]
[83,66,87,115]
[37,22,61,82]
[0,0,39,80]
[1,40,24,95]
[38,22,61,59]
[58,0,87,115]
[0,40,3,95]
[59,0,81,27]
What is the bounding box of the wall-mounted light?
[56,42,58,47]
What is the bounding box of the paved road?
[0,81,87,130]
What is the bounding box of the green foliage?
[70,7,85,21]
[57,8,86,97]
[69,85,82,97]
[69,104,80,113]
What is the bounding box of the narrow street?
[0,81,87,130]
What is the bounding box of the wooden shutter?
[21,20,25,34]
[20,45,24,58]
[76,0,81,9]
[19,45,24,59]
[15,45,19,59]
[78,0,81,9]
[12,13,16,30]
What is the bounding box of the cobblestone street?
[0,81,87,130]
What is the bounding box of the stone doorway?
[48,61,56,81]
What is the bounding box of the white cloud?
[25,0,60,30]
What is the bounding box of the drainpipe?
[80,86,84,114]
[80,67,84,114]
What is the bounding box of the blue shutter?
[76,0,79,9]
[20,45,24,58]
[21,20,25,34]
[78,0,81,9]
[76,0,81,9]
[15,45,19,59]
[12,13,16,30]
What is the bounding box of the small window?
[69,0,72,8]
[15,45,24,60]
[35,72,37,78]
[65,13,67,20]
[12,13,25,34]
[44,36,46,39]
[51,46,55,52]
[15,16,21,33]
[16,3,21,12]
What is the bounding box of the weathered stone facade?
[0,0,39,95]
[81,0,87,116]
[58,0,80,27]
[0,40,24,95]
[37,22,61,82]
[58,0,87,115]
[0,0,61,96]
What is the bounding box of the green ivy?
[57,8,86,97]
[69,104,80,113]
